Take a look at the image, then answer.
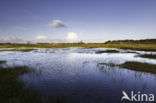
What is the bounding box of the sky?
[0,0,156,43]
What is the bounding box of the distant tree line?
[0,39,156,44]
[104,39,156,44]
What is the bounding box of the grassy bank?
[0,64,41,103]
[0,48,36,52]
[97,61,156,74]
[0,43,156,51]
[120,61,156,74]
[96,50,120,53]
[138,54,156,59]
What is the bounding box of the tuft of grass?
[96,50,120,54]
[0,66,42,103]
[97,63,117,67]
[138,54,156,59]
[120,61,156,74]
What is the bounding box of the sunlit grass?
[0,43,155,51]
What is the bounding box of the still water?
[0,48,156,103]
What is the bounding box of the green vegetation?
[97,63,116,67]
[138,54,156,59]
[120,61,156,74]
[0,61,69,103]
[97,61,156,74]
[0,60,6,64]
[0,65,42,103]
[0,39,155,51]
[105,39,156,44]
[96,50,120,54]
[0,43,156,51]
[0,48,36,52]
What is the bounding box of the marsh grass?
[120,61,156,74]
[0,48,36,52]
[97,61,156,74]
[96,50,120,54]
[138,54,156,59]
[0,43,156,51]
[0,66,42,103]
[123,51,140,54]
[97,63,117,67]
[0,62,65,103]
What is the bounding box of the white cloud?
[35,33,80,43]
[36,35,48,40]
[66,32,80,42]
[35,35,67,43]
[0,37,25,43]
[67,32,79,40]
[35,35,50,43]
[0,32,81,43]
[49,20,66,28]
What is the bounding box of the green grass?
[120,61,156,74]
[96,50,120,54]
[0,43,156,51]
[138,54,156,59]
[0,48,36,52]
[0,66,42,103]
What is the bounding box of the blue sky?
[0,0,156,43]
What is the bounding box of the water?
[0,48,156,103]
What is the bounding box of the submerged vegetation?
[120,61,156,74]
[97,63,117,67]
[0,61,68,103]
[0,65,41,103]
[138,54,156,59]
